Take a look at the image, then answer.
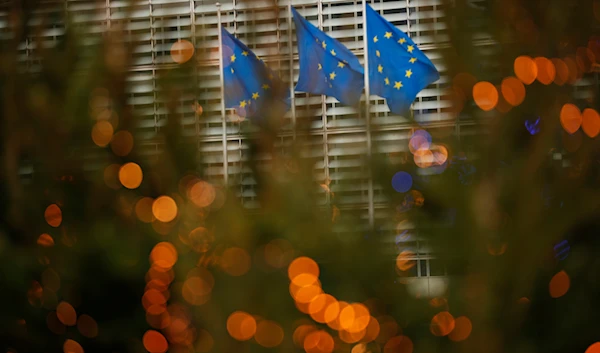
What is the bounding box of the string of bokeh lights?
[30,35,600,353]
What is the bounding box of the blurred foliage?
[2,0,600,353]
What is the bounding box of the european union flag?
[221,28,289,119]
[291,7,364,106]
[366,4,439,114]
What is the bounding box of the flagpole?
[317,0,331,206]
[287,3,296,139]
[362,0,375,228]
[216,2,229,185]
[406,0,415,120]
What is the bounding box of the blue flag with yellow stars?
[291,7,364,106]
[221,28,290,119]
[366,4,439,115]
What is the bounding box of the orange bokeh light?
[227,311,257,341]
[220,247,251,276]
[448,316,472,341]
[143,330,169,353]
[186,227,214,253]
[294,284,322,304]
[142,289,167,310]
[339,328,366,344]
[188,180,216,208]
[552,58,569,86]
[534,57,556,85]
[383,335,413,353]
[135,197,154,223]
[396,250,416,272]
[308,293,328,317]
[56,301,77,326]
[146,309,170,330]
[309,294,338,324]
[473,81,499,111]
[362,316,380,342]
[430,311,455,336]
[254,320,284,348]
[408,135,430,154]
[103,163,121,190]
[184,267,214,297]
[549,270,570,298]
[27,280,43,307]
[582,108,600,138]
[91,120,113,147]
[292,273,319,287]
[293,324,317,348]
[501,77,526,106]
[63,339,84,353]
[327,301,349,330]
[560,103,582,134]
[171,40,195,64]
[150,242,178,271]
[77,314,98,338]
[45,204,62,228]
[564,57,580,84]
[514,56,538,85]
[119,162,143,189]
[152,196,178,223]
[431,144,449,165]
[110,130,134,156]
[586,342,600,353]
[38,233,55,247]
[414,148,434,168]
[288,256,320,281]
[576,47,595,73]
[304,330,335,353]
[339,303,371,333]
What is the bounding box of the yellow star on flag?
[373,36,378,43]
[252,92,259,100]
[318,63,322,70]
[242,51,248,56]
[240,100,247,108]
[322,41,327,49]
[262,84,270,90]
[394,81,403,90]
[407,45,414,53]
[329,71,336,80]
[384,77,390,85]
[376,50,380,57]
[384,32,392,39]
[337,62,345,68]
[409,57,417,64]
[230,54,236,62]
[378,64,383,73]
[330,49,336,56]
[398,38,406,44]
[231,68,234,73]
[405,69,413,78]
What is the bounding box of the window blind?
[5,0,596,253]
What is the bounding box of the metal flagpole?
[406,0,415,120]
[216,3,229,185]
[287,3,296,139]
[362,0,375,228]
